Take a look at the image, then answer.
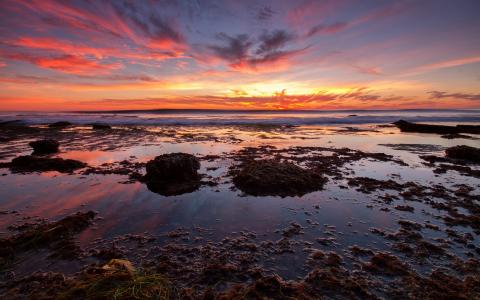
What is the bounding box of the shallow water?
[1,123,479,280]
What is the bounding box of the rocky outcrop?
[232,159,326,197]
[394,120,480,134]
[445,145,480,163]
[143,153,201,196]
[29,139,59,154]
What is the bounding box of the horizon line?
[1,108,480,114]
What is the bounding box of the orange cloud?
[6,53,121,75]
[12,37,106,59]
[0,97,70,111]
[66,88,408,110]
[10,37,184,62]
[10,1,187,63]
[2,86,479,111]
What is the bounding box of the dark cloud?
[240,48,305,70]
[112,1,184,44]
[256,6,275,21]
[307,22,349,37]
[428,91,480,101]
[256,30,295,55]
[148,16,184,43]
[206,30,302,71]
[208,33,253,62]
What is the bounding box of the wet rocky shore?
[0,121,479,299]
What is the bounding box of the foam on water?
[1,109,480,126]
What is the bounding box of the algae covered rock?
[445,145,480,163]
[232,159,326,197]
[143,153,201,196]
[394,120,480,134]
[6,155,86,173]
[29,139,59,154]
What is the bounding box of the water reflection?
[0,124,479,278]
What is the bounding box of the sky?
[0,0,479,111]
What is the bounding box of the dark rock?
[441,133,476,140]
[145,153,200,181]
[363,252,410,276]
[446,145,480,163]
[394,120,480,134]
[48,121,72,128]
[143,153,201,196]
[232,159,326,197]
[91,123,112,130]
[4,155,86,173]
[29,139,59,154]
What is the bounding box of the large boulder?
[232,160,326,197]
[29,139,59,155]
[445,145,480,163]
[143,153,201,196]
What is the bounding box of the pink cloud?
[409,55,480,75]
[5,53,121,75]
[10,37,184,62]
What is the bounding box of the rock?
[445,145,480,163]
[363,252,410,276]
[48,121,72,128]
[5,155,86,173]
[394,120,480,134]
[441,133,476,140]
[232,159,326,197]
[143,153,201,196]
[91,123,111,130]
[29,139,59,154]
[102,259,136,275]
[0,211,95,262]
[145,153,200,181]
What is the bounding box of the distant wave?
[1,110,480,126]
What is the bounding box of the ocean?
[1,109,480,126]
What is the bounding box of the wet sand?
[0,123,479,299]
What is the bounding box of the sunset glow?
[0,0,479,111]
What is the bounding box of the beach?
[1,109,480,299]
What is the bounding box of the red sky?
[0,0,479,111]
